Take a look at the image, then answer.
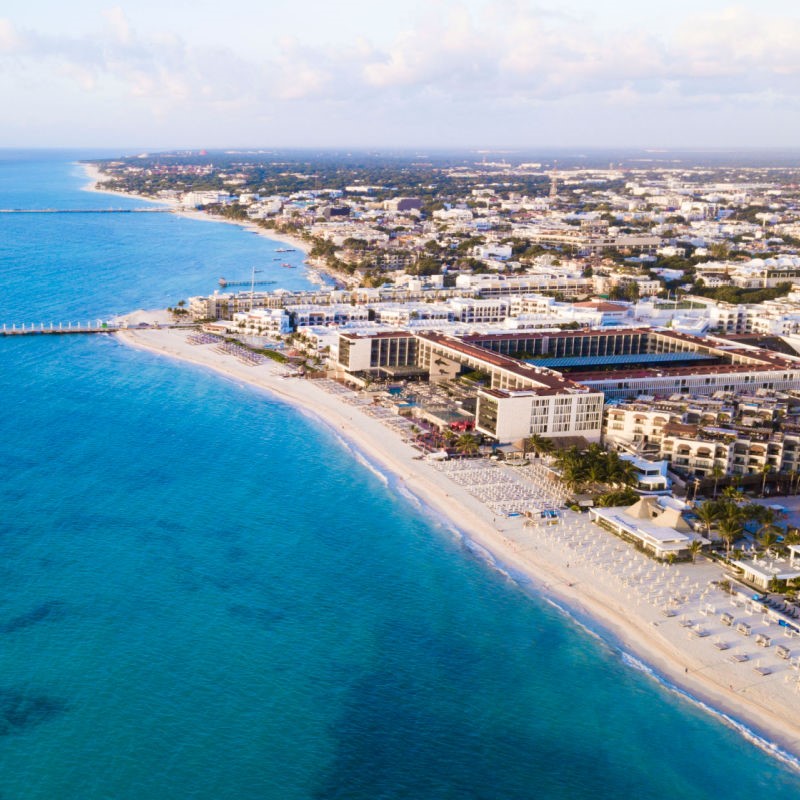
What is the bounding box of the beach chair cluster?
[526,512,800,693]
[765,596,800,621]
[432,459,567,516]
[356,401,422,439]
[213,341,267,366]
[316,379,356,397]
[714,598,800,679]
[186,333,222,346]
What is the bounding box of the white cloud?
[0,18,22,52]
[1,3,800,145]
[103,7,133,46]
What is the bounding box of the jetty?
[218,277,277,288]
[1,321,122,336]
[0,208,171,214]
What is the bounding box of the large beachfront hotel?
[333,327,800,442]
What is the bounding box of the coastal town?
[10,0,800,793]
[94,151,800,755]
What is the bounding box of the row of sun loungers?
[517,515,800,684]
[766,596,800,620]
[432,459,567,515]
[186,333,222,345]
[212,341,266,365]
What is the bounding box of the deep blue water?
[1,150,799,799]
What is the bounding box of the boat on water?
[275,247,295,252]
[281,262,296,268]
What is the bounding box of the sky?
[2,1,800,150]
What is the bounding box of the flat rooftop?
[526,352,717,370]
[417,332,598,396]
[570,362,798,382]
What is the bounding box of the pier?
[218,278,277,288]
[0,208,171,214]
[1,321,122,336]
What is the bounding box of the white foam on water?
[619,651,800,774]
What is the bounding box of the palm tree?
[586,442,605,460]
[615,459,639,488]
[586,460,607,489]
[710,464,725,499]
[721,485,741,502]
[455,433,479,457]
[784,528,800,546]
[760,463,773,497]
[718,515,742,559]
[525,434,554,459]
[788,469,800,496]
[689,540,703,563]
[562,461,586,494]
[746,504,776,528]
[554,446,584,491]
[694,501,720,540]
[757,524,781,556]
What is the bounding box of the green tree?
[455,433,479,457]
[760,464,773,497]
[554,446,584,492]
[689,540,703,563]
[694,502,720,540]
[721,485,741,502]
[710,464,725,499]
[525,434,555,459]
[614,458,639,488]
[757,524,781,555]
[718,515,742,559]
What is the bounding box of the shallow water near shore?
[1,150,800,798]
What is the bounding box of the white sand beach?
[118,325,800,763]
[80,162,312,255]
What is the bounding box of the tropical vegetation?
[553,444,639,495]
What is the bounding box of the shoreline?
[116,325,800,766]
[81,163,800,766]
[79,162,332,284]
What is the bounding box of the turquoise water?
[1,151,800,799]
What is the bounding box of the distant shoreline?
[115,325,800,767]
[79,162,341,287]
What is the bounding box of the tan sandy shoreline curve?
[80,161,314,255]
[116,325,800,765]
[79,162,800,765]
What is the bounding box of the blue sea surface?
[1,150,799,799]
[0,152,312,322]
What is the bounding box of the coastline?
[116,325,800,766]
[82,161,800,765]
[79,161,315,262]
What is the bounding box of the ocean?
[1,149,799,799]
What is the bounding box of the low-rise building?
[589,496,697,560]
[231,307,292,335]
